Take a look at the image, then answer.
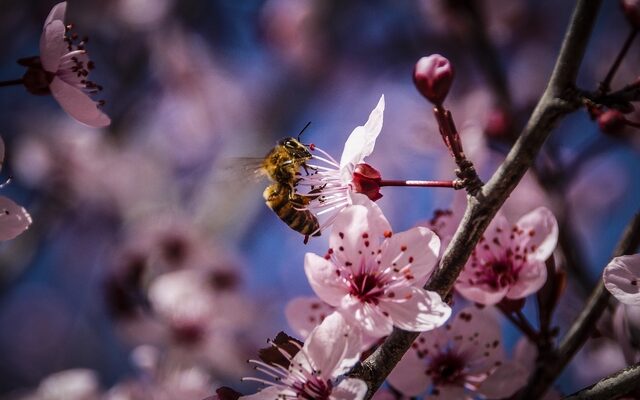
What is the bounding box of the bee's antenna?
[297,122,312,141]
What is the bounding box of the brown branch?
[347,1,602,398]
[562,362,640,400]
[518,211,640,400]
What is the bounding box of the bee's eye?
[284,140,295,149]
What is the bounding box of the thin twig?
[347,1,602,398]
[562,362,640,400]
[598,28,638,95]
[517,212,640,400]
[0,78,23,88]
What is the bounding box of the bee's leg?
[263,183,281,201]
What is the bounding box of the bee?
[261,124,321,239]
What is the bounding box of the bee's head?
[278,137,312,159]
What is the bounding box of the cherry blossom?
[32,2,110,127]
[293,95,385,232]
[387,306,527,399]
[0,137,31,241]
[304,196,451,338]
[455,207,558,305]
[241,312,367,400]
[603,254,640,305]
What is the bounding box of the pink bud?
[598,109,627,135]
[621,0,640,28]
[485,108,511,139]
[352,163,383,201]
[413,54,454,105]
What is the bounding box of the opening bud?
[352,163,383,201]
[621,0,640,29]
[413,54,454,105]
[598,109,627,134]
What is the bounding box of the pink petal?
[506,259,547,299]
[44,2,67,26]
[477,361,528,398]
[329,205,384,271]
[387,347,430,396]
[332,378,367,400]
[515,207,558,262]
[284,296,335,338]
[603,254,640,305]
[613,303,640,364]
[451,306,504,369]
[340,297,393,338]
[454,274,509,306]
[476,213,511,264]
[0,197,32,240]
[350,194,392,236]
[431,385,468,399]
[379,226,440,285]
[304,253,348,307]
[379,287,450,332]
[240,386,283,400]
[39,20,66,72]
[50,77,111,127]
[339,95,384,181]
[300,312,362,378]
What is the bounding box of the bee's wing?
[216,157,267,184]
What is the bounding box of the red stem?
[379,179,458,188]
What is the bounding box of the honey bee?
[260,125,321,239]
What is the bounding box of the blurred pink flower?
[387,306,527,399]
[304,198,450,338]
[613,302,640,364]
[0,137,31,240]
[295,95,385,232]
[25,369,101,400]
[285,296,336,339]
[241,312,366,400]
[455,207,558,305]
[38,2,110,127]
[603,254,640,305]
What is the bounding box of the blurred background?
[0,0,638,398]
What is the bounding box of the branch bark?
[562,362,640,400]
[347,1,603,398]
[518,211,640,400]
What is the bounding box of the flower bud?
[598,109,627,135]
[621,0,640,29]
[413,54,454,105]
[485,108,511,139]
[352,163,383,201]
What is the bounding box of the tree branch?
[518,211,640,400]
[562,362,640,400]
[347,1,603,398]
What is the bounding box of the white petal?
[380,287,450,332]
[339,95,385,181]
[604,254,640,305]
[39,20,66,72]
[331,378,368,400]
[44,2,67,26]
[515,207,558,262]
[0,197,32,240]
[340,297,393,338]
[477,361,528,399]
[50,77,111,127]
[285,296,335,338]
[300,312,362,378]
[379,226,440,285]
[304,253,349,307]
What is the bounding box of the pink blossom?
[241,312,367,400]
[38,2,110,127]
[603,254,640,305]
[613,302,640,364]
[387,306,527,399]
[304,197,451,338]
[0,137,31,240]
[455,207,558,305]
[292,95,385,232]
